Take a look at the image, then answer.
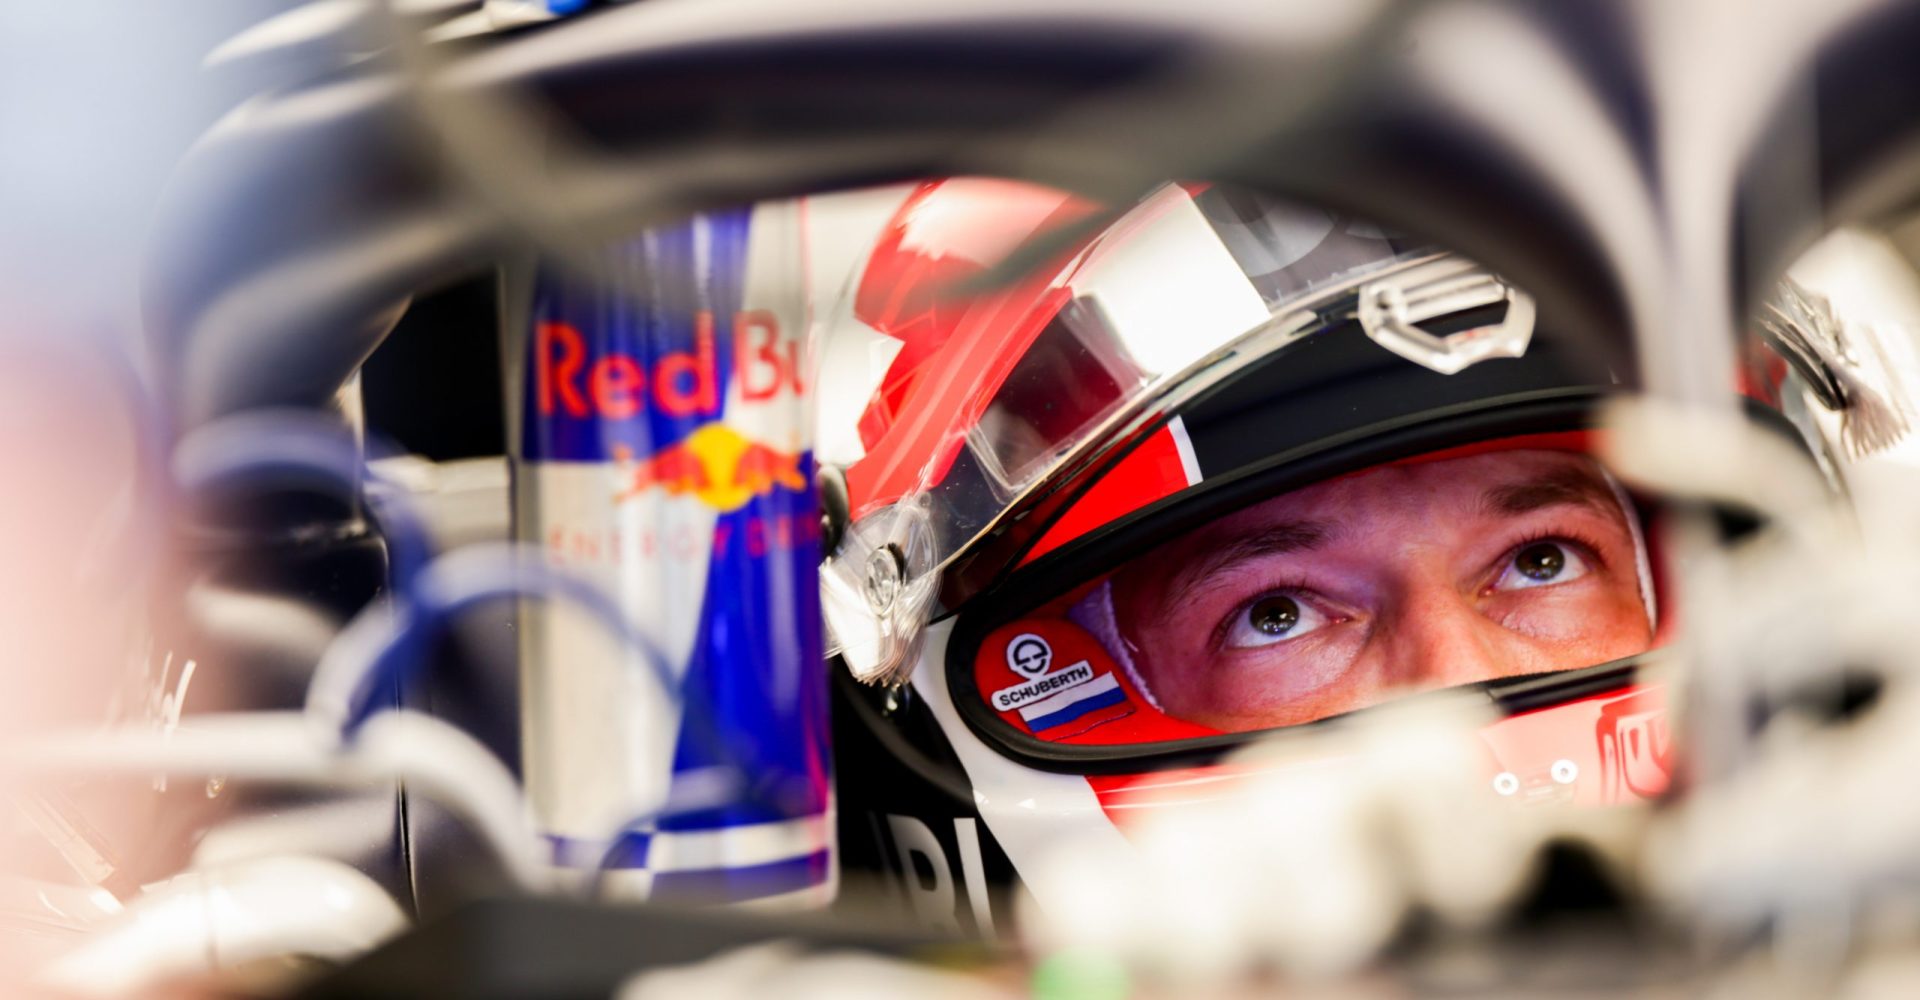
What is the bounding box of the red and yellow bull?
[509,203,832,905]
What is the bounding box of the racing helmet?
[818,178,1856,935]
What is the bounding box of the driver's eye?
[1223,593,1334,649]
[1251,595,1299,635]
[1492,540,1590,591]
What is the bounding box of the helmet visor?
[826,181,1435,575]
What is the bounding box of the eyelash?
[1209,579,1329,651]
[1202,517,1622,650]
[1490,528,1608,585]
[1209,528,1612,646]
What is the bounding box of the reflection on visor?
[837,180,1434,575]
[972,443,1660,743]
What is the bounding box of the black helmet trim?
[966,384,1615,621]
[935,273,1636,610]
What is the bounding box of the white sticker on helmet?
[991,659,1096,714]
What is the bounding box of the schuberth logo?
[988,627,1132,736]
[1005,633,1053,678]
[992,633,1101,713]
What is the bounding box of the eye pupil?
[1516,542,1566,581]
[1250,595,1301,635]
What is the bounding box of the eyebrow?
[1480,464,1621,518]
[1159,519,1335,611]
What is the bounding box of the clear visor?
[823,182,1429,522]
[818,181,1440,673]
[958,185,1429,492]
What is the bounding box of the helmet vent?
[1356,256,1537,375]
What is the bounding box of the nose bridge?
[1380,565,1504,690]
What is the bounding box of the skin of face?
[1108,449,1654,732]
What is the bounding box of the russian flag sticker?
[1017,671,1130,735]
[983,625,1135,740]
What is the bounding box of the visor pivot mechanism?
[863,543,906,615]
[1357,255,1537,375]
[821,500,938,688]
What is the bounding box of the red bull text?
[511,205,833,905]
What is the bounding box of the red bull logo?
[528,301,814,563]
[536,310,803,420]
[612,424,806,513]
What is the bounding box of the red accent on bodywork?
[1595,687,1672,800]
[1478,682,1670,806]
[1087,764,1266,816]
[1082,682,1669,829]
